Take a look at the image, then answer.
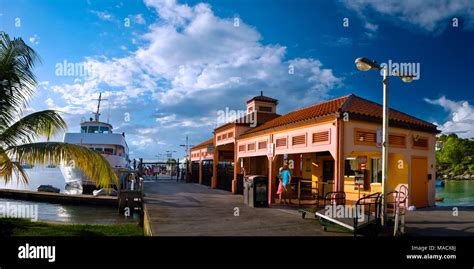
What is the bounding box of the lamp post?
[354,57,415,227]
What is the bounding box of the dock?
[0,189,117,206]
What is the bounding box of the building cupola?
[246,91,278,114]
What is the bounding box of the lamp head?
[400,76,415,83]
[355,57,380,71]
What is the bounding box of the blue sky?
[1,0,473,160]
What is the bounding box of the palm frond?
[0,147,29,184]
[8,142,118,188]
[0,110,67,148]
[0,31,41,131]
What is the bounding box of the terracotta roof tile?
[344,95,438,130]
[242,95,350,135]
[247,95,278,104]
[191,138,214,150]
[241,94,438,137]
[214,111,280,132]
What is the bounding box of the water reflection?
[0,198,139,224]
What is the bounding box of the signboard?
[207,144,215,153]
[376,128,382,148]
[267,143,275,158]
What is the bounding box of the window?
[217,135,222,141]
[228,132,234,138]
[81,126,87,133]
[248,106,254,113]
[292,134,306,146]
[276,137,287,148]
[354,129,377,145]
[312,131,329,143]
[259,106,272,112]
[222,133,227,139]
[389,134,406,147]
[88,126,99,133]
[413,136,429,149]
[344,159,357,176]
[247,143,255,151]
[103,148,114,155]
[99,126,110,133]
[258,141,267,150]
[371,158,382,183]
[239,145,246,152]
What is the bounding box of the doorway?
[411,156,428,207]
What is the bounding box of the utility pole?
[180,135,195,176]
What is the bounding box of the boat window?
[103,148,114,155]
[88,126,99,133]
[81,126,87,133]
[99,126,110,133]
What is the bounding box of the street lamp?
[355,57,415,227]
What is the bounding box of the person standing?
[277,167,284,204]
[279,165,292,204]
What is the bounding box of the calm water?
[436,180,474,206]
[0,166,139,224]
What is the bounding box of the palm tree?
[0,32,117,187]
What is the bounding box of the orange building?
[190,93,439,207]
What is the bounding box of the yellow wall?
[343,120,437,206]
[343,151,408,201]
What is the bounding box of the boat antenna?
[107,102,110,124]
[93,92,108,122]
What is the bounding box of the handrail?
[354,192,382,233]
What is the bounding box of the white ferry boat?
[60,93,130,194]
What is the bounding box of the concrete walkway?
[143,180,345,236]
[405,206,474,236]
[143,180,474,236]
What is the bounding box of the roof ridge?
[282,94,353,115]
[345,95,436,127]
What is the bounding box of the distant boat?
[37,185,60,193]
[435,197,444,202]
[21,163,34,169]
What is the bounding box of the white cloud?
[29,34,40,45]
[38,81,49,90]
[45,0,343,158]
[424,96,474,138]
[341,0,474,33]
[45,98,55,108]
[91,10,113,21]
[134,14,146,24]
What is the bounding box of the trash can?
[236,174,244,194]
[244,175,268,208]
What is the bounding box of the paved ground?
[144,180,346,236]
[405,206,474,236]
[143,180,474,236]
